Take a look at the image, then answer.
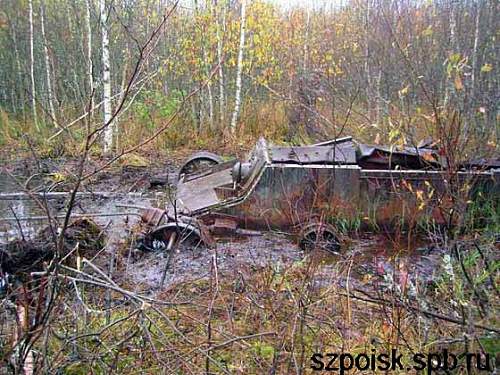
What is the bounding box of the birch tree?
[443,0,459,107]
[40,0,58,127]
[364,0,373,121]
[0,0,498,144]
[100,0,113,153]
[230,0,247,134]
[194,0,214,130]
[303,6,311,72]
[214,0,226,127]
[10,17,25,115]
[470,1,481,102]
[28,0,38,129]
[86,0,93,96]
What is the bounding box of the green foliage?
[479,336,500,356]
[1,0,498,153]
[132,89,183,129]
[252,342,275,360]
[463,188,500,234]
[328,215,362,234]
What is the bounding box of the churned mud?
[126,233,304,292]
[122,231,445,297]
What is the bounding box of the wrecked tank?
[137,137,499,253]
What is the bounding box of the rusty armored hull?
[138,137,499,252]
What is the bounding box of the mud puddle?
[0,163,169,243]
[306,235,445,295]
[124,232,444,296]
[126,233,303,291]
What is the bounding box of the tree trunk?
[116,50,129,150]
[214,0,226,128]
[10,20,25,115]
[85,0,94,96]
[303,7,311,72]
[470,1,481,102]
[201,2,214,133]
[364,0,373,121]
[443,0,458,108]
[28,0,38,130]
[100,0,113,153]
[206,77,214,131]
[40,0,58,127]
[376,69,383,127]
[194,0,213,132]
[230,0,247,134]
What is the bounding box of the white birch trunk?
[230,0,247,134]
[214,0,226,127]
[85,0,93,96]
[303,7,311,72]
[376,69,383,127]
[100,0,113,153]
[364,0,372,121]
[11,24,25,114]
[40,0,58,127]
[470,2,481,100]
[205,64,214,130]
[28,0,38,129]
[444,0,458,107]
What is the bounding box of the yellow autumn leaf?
[422,26,433,37]
[481,63,493,73]
[399,84,410,96]
[120,153,149,167]
[48,172,67,183]
[416,190,424,201]
[362,274,372,284]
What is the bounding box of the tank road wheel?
[178,151,223,179]
[299,222,340,254]
[139,223,205,252]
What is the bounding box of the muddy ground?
[0,155,446,294]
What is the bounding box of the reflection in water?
[0,173,47,242]
[1,199,38,242]
[0,171,155,245]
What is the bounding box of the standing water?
[0,172,49,242]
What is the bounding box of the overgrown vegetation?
[1,237,497,373]
[0,0,498,373]
[0,0,498,155]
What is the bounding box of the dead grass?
[2,237,497,373]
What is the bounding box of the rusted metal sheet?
[140,136,499,246]
[359,169,498,227]
[462,158,500,170]
[357,143,441,169]
[175,138,269,216]
[176,168,233,213]
[141,207,166,226]
[269,142,357,165]
[218,165,361,230]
